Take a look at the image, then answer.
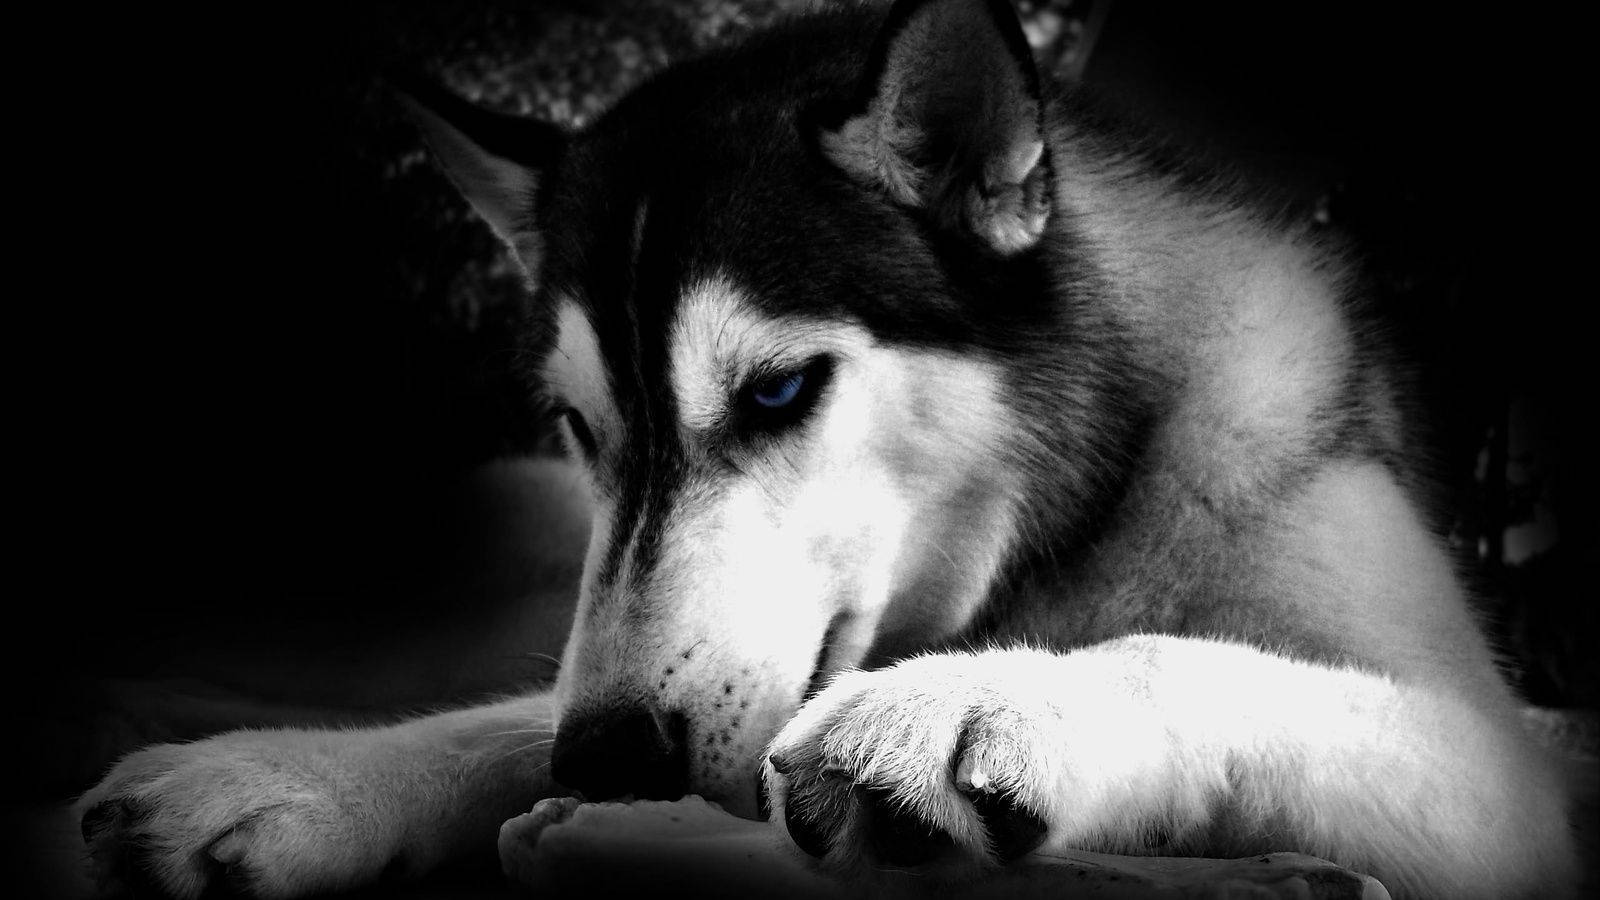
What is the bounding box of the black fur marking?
[557,408,598,459]
[804,611,853,701]
[815,0,1039,132]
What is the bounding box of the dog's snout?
[552,707,688,801]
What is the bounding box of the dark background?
[16,0,1594,812]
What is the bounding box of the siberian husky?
[78,0,1579,896]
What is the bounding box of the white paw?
[78,733,401,899]
[763,645,1213,872]
[763,652,1059,871]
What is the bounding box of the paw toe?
[967,790,1048,862]
[206,822,258,868]
[208,853,263,898]
[779,767,858,859]
[81,798,135,843]
[783,797,835,859]
[861,787,955,867]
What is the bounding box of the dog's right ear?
[391,76,564,283]
[817,0,1049,256]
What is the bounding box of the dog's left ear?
[391,76,564,284]
[819,0,1049,255]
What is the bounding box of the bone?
[498,796,1391,899]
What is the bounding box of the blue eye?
[752,371,805,408]
[741,356,833,433]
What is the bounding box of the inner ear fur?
[392,75,564,283]
[819,0,1051,255]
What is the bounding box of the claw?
[765,750,794,776]
[954,753,993,793]
[207,824,252,867]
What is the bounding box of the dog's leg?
[767,636,1578,898]
[78,692,558,899]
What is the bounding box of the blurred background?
[13,0,1594,885]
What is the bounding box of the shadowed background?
[13,0,1594,893]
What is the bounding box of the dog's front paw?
[764,645,1199,872]
[765,652,1062,871]
[78,733,399,899]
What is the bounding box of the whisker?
[911,533,962,576]
[493,739,557,765]
[484,728,557,739]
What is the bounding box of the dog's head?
[406,0,1073,817]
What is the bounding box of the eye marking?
[556,407,598,459]
[752,371,805,408]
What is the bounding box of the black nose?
[552,706,689,801]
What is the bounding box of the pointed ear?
[391,76,563,282]
[819,0,1050,255]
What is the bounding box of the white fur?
[766,637,1576,898]
[549,273,1019,816]
[544,298,621,471]
[78,695,559,899]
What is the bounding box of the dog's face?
[406,0,1056,817]
[542,271,1019,814]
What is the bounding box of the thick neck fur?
[946,89,1410,667]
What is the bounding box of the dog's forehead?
[539,153,842,423]
[535,22,921,333]
[541,145,958,381]
[669,274,861,433]
[533,14,1048,414]
[539,134,799,378]
[545,270,824,425]
[539,26,850,281]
